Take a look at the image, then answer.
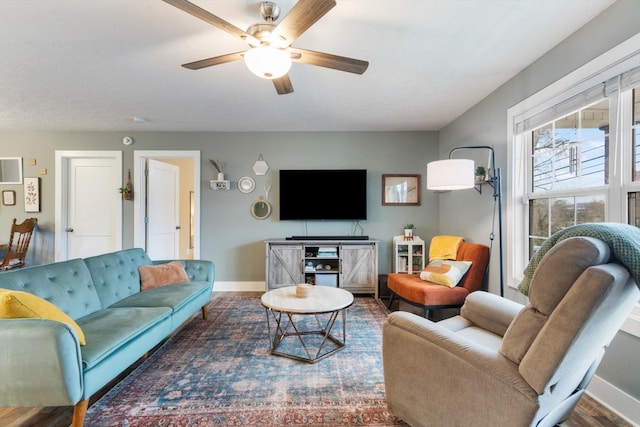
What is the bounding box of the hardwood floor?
[0,293,633,427]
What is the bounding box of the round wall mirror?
[250,198,271,220]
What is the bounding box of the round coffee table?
[261,286,354,363]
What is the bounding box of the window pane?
[532,151,553,191]
[555,112,579,149]
[550,197,575,234]
[576,194,605,223]
[553,146,578,189]
[533,124,553,151]
[530,99,609,193]
[529,198,549,238]
[581,99,609,186]
[582,135,607,186]
[629,193,640,228]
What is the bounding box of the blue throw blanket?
[518,223,640,295]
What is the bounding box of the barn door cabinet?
[265,239,378,298]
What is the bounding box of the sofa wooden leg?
[201,305,208,320]
[387,294,395,310]
[72,398,89,427]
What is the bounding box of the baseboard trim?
[587,375,640,426]
[212,281,265,292]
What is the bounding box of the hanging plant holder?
[119,169,133,200]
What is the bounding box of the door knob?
[65,227,74,232]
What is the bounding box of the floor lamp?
[426,145,504,297]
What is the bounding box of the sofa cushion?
[77,306,171,369]
[139,261,189,291]
[84,248,153,308]
[0,289,86,345]
[110,282,210,313]
[0,258,101,320]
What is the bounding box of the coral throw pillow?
[419,260,472,288]
[139,261,189,291]
[0,288,86,345]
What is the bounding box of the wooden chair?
[0,218,37,271]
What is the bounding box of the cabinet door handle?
[176,226,181,230]
[65,227,74,232]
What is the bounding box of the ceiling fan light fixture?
[244,46,292,79]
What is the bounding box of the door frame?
[55,150,123,261]
[133,150,201,259]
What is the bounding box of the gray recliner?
[382,236,639,427]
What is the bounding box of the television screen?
[279,169,367,220]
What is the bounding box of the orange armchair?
[387,239,489,318]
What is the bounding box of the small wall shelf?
[210,180,230,190]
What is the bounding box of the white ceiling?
[0,0,616,132]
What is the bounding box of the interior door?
[62,156,121,260]
[146,159,180,260]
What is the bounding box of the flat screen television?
[279,169,367,220]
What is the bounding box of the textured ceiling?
[0,0,616,132]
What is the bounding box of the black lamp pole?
[449,145,504,297]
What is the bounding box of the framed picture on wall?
[382,174,421,206]
[24,177,40,212]
[2,190,16,206]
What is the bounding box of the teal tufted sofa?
[0,248,214,427]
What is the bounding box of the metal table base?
[264,307,348,363]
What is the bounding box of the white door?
[55,152,122,261]
[146,159,180,260]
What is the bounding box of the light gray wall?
[438,0,640,402]
[0,130,440,280]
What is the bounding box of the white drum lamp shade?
[426,159,474,190]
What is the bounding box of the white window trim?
[507,34,640,337]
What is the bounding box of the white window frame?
[507,34,640,336]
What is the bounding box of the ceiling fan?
[162,0,369,95]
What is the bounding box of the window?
[508,36,640,335]
[519,79,640,259]
[527,99,610,255]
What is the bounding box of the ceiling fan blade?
[182,51,245,70]
[273,75,294,95]
[275,0,336,46]
[289,48,369,74]
[162,0,255,43]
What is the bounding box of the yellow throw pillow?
[420,260,472,288]
[0,288,86,345]
[139,261,189,291]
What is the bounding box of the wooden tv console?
[265,239,379,298]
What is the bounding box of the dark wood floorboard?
[1,293,633,427]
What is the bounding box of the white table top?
[261,286,354,314]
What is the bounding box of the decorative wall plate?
[238,176,255,193]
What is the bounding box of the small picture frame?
[2,190,16,206]
[24,177,40,212]
[382,174,421,206]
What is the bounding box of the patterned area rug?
[84,295,406,426]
